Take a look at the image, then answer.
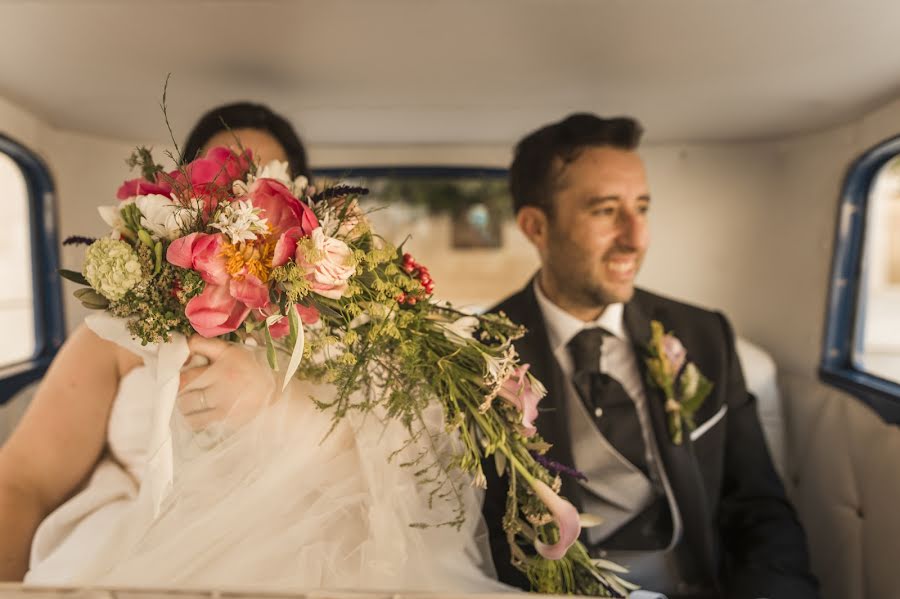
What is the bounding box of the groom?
[482,113,819,599]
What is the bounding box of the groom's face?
[537,146,651,311]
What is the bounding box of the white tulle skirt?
[70,315,512,593]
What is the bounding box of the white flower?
[440,316,479,345]
[235,160,310,196]
[255,160,292,186]
[83,238,143,301]
[97,198,134,236]
[681,362,700,398]
[210,200,269,244]
[292,175,309,195]
[135,194,194,240]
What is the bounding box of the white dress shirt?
[532,279,683,545]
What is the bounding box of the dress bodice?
[106,365,155,482]
[25,364,157,584]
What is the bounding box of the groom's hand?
[176,336,276,431]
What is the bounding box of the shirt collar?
[532,277,627,356]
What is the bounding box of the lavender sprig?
[311,185,369,202]
[531,451,588,482]
[62,235,98,246]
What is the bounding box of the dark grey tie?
[568,328,650,477]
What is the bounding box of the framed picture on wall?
[452,200,502,249]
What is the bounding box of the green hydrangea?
[83,238,143,301]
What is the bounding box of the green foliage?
[126,146,166,182]
[108,245,195,345]
[375,177,512,219]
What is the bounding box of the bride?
[0,104,508,591]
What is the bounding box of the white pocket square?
[690,404,727,441]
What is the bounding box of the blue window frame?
[0,134,64,403]
[821,134,900,423]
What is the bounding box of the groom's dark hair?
[509,113,643,217]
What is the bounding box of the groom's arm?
[714,313,819,599]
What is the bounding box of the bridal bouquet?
[61,140,632,595]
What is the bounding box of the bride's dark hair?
[181,102,311,179]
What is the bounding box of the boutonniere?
[644,321,713,445]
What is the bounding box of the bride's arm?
[0,324,130,581]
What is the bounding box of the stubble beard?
[543,242,638,312]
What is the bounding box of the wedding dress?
[26,313,511,592]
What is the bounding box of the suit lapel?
[624,298,719,581]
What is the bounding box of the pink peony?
[497,364,545,437]
[184,283,251,338]
[247,178,318,236]
[530,478,581,560]
[167,231,269,336]
[228,274,269,310]
[116,175,173,200]
[166,232,229,285]
[169,146,252,208]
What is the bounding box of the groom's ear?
[516,206,549,252]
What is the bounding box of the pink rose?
[184,283,251,338]
[299,228,355,300]
[530,479,581,560]
[662,334,687,376]
[116,175,173,200]
[497,364,545,437]
[247,178,318,236]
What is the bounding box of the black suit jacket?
[483,281,819,599]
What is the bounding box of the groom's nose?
[614,208,649,251]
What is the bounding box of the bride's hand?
[176,336,276,431]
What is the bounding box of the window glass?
[857,157,900,382]
[0,152,35,367]
[328,170,538,311]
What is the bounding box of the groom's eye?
[587,198,618,217]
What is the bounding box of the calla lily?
[497,364,545,437]
[441,315,479,344]
[530,478,581,560]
